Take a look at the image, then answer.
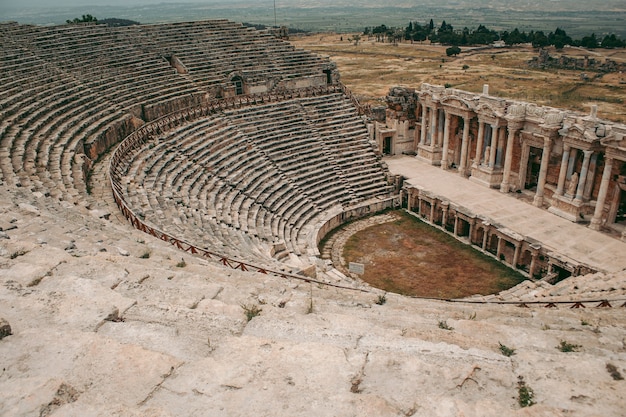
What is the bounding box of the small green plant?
[139,250,151,259]
[517,376,536,408]
[438,320,453,330]
[467,312,477,320]
[606,363,623,380]
[557,340,581,353]
[375,294,387,305]
[241,304,262,321]
[580,319,589,326]
[444,82,452,88]
[176,258,186,268]
[462,64,470,70]
[541,324,551,331]
[499,342,516,357]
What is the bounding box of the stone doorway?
[524,146,542,191]
[383,136,392,155]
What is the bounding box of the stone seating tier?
[116,93,392,265]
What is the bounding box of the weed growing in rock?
[557,340,581,352]
[9,248,28,259]
[375,294,387,305]
[517,376,536,407]
[176,258,186,268]
[499,342,516,357]
[241,304,262,321]
[606,363,624,380]
[139,250,151,259]
[468,312,477,320]
[438,320,453,330]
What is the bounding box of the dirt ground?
[290,34,626,122]
[342,211,525,299]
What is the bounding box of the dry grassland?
[291,34,626,122]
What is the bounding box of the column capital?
[583,149,594,157]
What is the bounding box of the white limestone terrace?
[1,187,625,417]
[386,155,626,274]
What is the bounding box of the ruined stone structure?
[529,48,626,73]
[1,20,626,417]
[375,84,626,244]
[0,20,396,276]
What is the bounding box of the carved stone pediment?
[559,124,599,145]
[440,96,471,109]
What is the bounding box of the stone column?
[496,235,503,258]
[468,219,475,243]
[583,153,599,200]
[417,196,422,216]
[459,115,471,176]
[419,105,428,145]
[453,215,459,236]
[533,137,553,207]
[429,200,435,222]
[474,121,485,167]
[590,157,614,230]
[528,252,538,279]
[441,112,451,170]
[518,143,531,190]
[575,150,593,201]
[500,123,520,193]
[481,226,489,250]
[512,243,521,267]
[406,189,412,211]
[489,126,498,168]
[556,143,571,196]
[429,108,438,146]
[441,202,449,227]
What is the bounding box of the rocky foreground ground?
[1,187,625,416]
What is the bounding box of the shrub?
[499,342,516,357]
[557,340,581,352]
[517,376,536,407]
[176,258,186,268]
[446,46,461,56]
[606,363,623,380]
[438,320,453,330]
[375,294,387,305]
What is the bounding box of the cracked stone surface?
[0,188,625,416]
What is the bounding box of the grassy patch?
[342,210,525,298]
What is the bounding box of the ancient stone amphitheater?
[0,20,624,416]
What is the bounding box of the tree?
[446,46,461,56]
[580,33,598,49]
[66,14,98,24]
[531,31,549,48]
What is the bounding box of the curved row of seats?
[118,93,392,265]
[0,20,331,209]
